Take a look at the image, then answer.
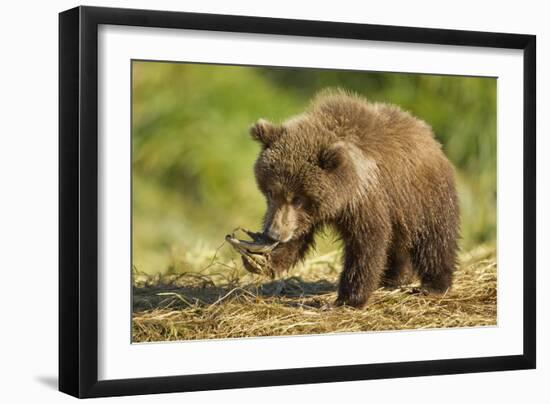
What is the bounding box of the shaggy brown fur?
[247,89,459,308]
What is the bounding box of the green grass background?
[132,61,496,274]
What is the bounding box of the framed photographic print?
[59,5,536,398]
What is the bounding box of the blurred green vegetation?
[132,61,496,274]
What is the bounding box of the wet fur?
[248,89,460,308]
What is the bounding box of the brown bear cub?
[246,89,459,308]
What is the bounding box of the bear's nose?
[265,229,281,242]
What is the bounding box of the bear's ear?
[319,142,346,171]
[250,119,279,147]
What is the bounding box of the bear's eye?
[291,196,304,208]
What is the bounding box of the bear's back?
[305,90,456,228]
[306,90,447,169]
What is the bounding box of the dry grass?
[132,245,496,342]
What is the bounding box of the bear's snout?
[264,224,293,243]
[264,204,297,243]
[264,228,286,243]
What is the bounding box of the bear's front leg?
[335,230,390,308]
[241,231,315,276]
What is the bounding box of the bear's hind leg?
[381,246,415,288]
[412,234,457,295]
[420,269,453,294]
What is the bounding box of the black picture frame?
[59,5,536,398]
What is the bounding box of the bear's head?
[250,118,358,243]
